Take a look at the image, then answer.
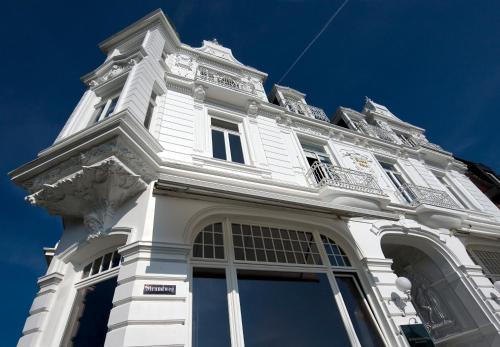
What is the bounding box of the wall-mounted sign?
[143,284,176,295]
[400,324,434,347]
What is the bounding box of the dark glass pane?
[66,276,118,347]
[82,263,92,279]
[214,247,225,259]
[192,268,231,347]
[238,271,351,347]
[193,245,203,258]
[111,251,121,268]
[214,233,223,246]
[234,247,245,260]
[104,98,117,118]
[211,130,226,160]
[101,253,112,271]
[211,118,239,132]
[229,134,244,164]
[91,257,102,275]
[336,275,385,347]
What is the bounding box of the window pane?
[336,275,385,347]
[229,134,244,164]
[192,268,231,347]
[211,118,239,132]
[211,129,226,160]
[64,276,117,347]
[237,270,351,347]
[103,98,117,118]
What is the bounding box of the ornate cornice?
[22,137,155,194]
[27,157,148,239]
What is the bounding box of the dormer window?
[211,118,245,164]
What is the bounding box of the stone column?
[105,241,191,347]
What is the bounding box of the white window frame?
[187,218,388,347]
[93,92,121,124]
[210,117,246,164]
[378,160,414,203]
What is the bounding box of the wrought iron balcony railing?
[398,183,459,209]
[197,66,256,94]
[353,121,397,143]
[306,162,384,195]
[283,98,329,122]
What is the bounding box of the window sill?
[192,155,272,180]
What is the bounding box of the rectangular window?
[62,276,118,347]
[237,270,351,347]
[144,91,157,129]
[94,95,119,123]
[380,161,414,203]
[469,249,500,282]
[192,268,231,347]
[301,142,333,184]
[210,118,245,164]
[336,274,385,347]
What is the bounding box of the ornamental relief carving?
[291,122,329,137]
[169,53,197,79]
[341,149,374,173]
[26,158,148,239]
[88,58,138,88]
[22,138,156,193]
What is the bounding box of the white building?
[10,9,500,347]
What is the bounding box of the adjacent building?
[10,9,500,347]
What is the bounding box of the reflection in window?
[231,224,322,265]
[193,223,225,259]
[192,268,231,347]
[336,275,385,347]
[62,276,117,347]
[321,235,351,267]
[237,270,351,347]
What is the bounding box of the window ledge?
[192,155,272,180]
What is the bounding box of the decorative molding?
[193,84,207,102]
[22,137,156,194]
[341,150,375,173]
[27,157,148,239]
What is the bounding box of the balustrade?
[306,162,384,195]
[399,183,459,209]
[196,66,256,94]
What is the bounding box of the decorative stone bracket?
[26,157,148,239]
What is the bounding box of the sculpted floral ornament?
[26,157,148,238]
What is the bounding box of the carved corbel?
[26,157,149,239]
[193,84,207,102]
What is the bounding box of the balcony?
[399,184,466,229]
[196,66,255,95]
[283,98,329,122]
[306,162,389,210]
[399,184,459,209]
[353,121,397,143]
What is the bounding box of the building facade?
[455,157,500,209]
[10,9,500,347]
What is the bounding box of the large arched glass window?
[190,220,386,347]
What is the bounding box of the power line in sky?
[276,0,349,85]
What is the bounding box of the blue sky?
[1,0,499,344]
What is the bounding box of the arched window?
[62,247,122,347]
[190,220,386,347]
